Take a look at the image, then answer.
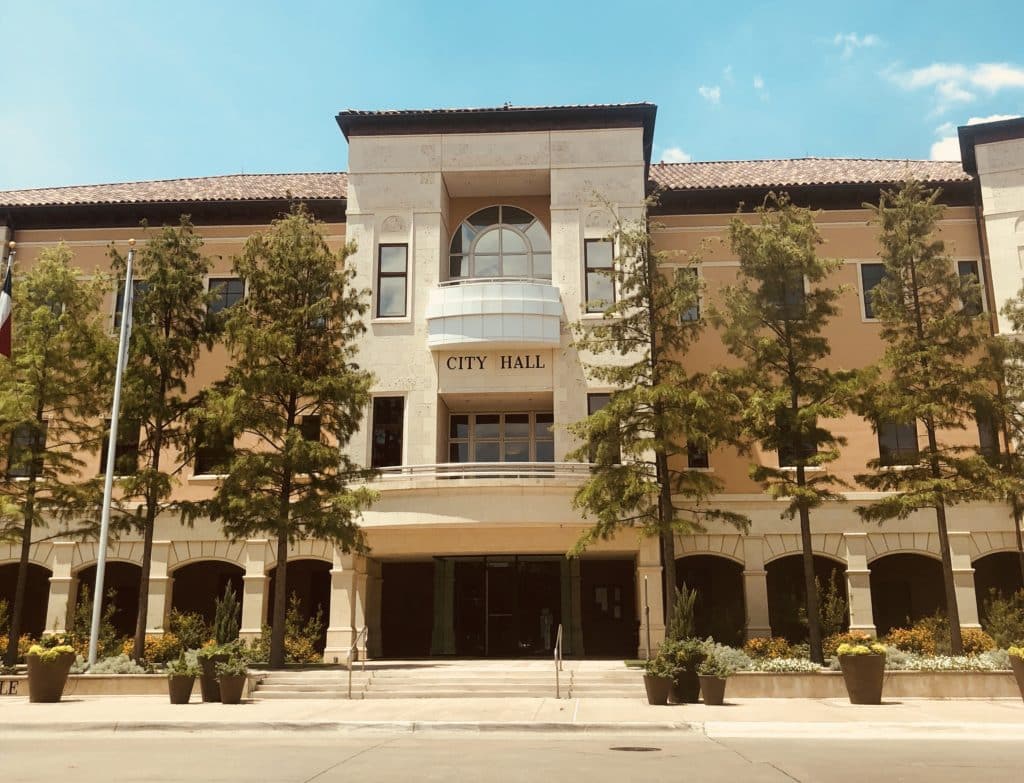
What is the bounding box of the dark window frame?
[207,277,245,315]
[586,393,620,464]
[878,419,919,466]
[584,239,616,314]
[300,414,322,443]
[376,244,409,319]
[6,421,47,479]
[957,260,986,316]
[860,262,886,320]
[447,411,554,464]
[113,279,148,329]
[680,267,700,322]
[99,419,141,476]
[777,410,818,468]
[767,268,806,319]
[371,396,405,468]
[194,426,234,476]
[686,442,710,469]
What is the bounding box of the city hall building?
[2,105,1024,662]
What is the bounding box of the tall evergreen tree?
[198,205,376,667]
[854,180,997,655]
[713,193,855,664]
[109,217,215,661]
[568,204,748,631]
[0,245,113,665]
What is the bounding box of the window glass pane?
[502,206,533,227]
[475,414,500,439]
[505,414,530,438]
[535,413,554,439]
[377,277,406,317]
[468,207,500,229]
[379,246,407,274]
[501,229,527,255]
[208,277,244,314]
[7,421,47,478]
[879,420,918,466]
[449,415,470,439]
[687,442,709,469]
[588,394,611,415]
[504,441,530,462]
[475,441,500,462]
[535,440,554,462]
[475,228,500,254]
[371,397,404,468]
[114,280,148,328]
[587,273,614,312]
[100,419,140,475]
[475,255,500,277]
[449,442,470,463]
[977,410,998,456]
[958,261,983,315]
[450,256,468,278]
[525,221,550,252]
[681,269,700,321]
[300,415,321,443]
[586,240,613,268]
[533,253,551,280]
[861,263,885,319]
[502,255,529,278]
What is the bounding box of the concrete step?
[253,690,366,700]
[362,690,555,699]
[254,684,372,693]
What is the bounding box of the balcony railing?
[439,276,553,287]
[375,461,589,481]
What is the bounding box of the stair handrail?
[347,626,368,699]
[554,623,564,698]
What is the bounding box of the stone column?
[366,558,383,658]
[637,537,665,656]
[569,558,583,656]
[239,539,269,643]
[949,532,981,629]
[742,536,771,639]
[45,541,78,633]
[844,532,876,636]
[145,542,173,634]
[324,549,357,664]
[430,558,455,655]
[353,555,369,658]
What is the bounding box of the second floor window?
[680,268,700,322]
[194,426,234,475]
[377,245,408,318]
[860,263,886,319]
[686,442,709,469]
[777,410,817,468]
[586,393,620,464]
[449,205,551,282]
[957,260,985,316]
[878,419,918,466]
[584,239,615,313]
[448,411,554,463]
[371,397,404,468]
[114,279,148,329]
[208,277,245,314]
[6,421,47,479]
[767,269,805,319]
[99,419,141,476]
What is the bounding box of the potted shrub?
[697,652,735,706]
[216,656,249,705]
[25,634,76,703]
[166,652,198,705]
[1009,646,1024,702]
[197,645,230,702]
[837,641,887,705]
[662,638,706,704]
[642,654,673,705]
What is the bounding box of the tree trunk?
[797,494,823,664]
[132,508,156,661]
[269,529,289,668]
[926,416,963,655]
[661,530,677,633]
[3,499,34,666]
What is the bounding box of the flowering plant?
[1009,646,1024,660]
[837,642,886,656]
[26,643,75,662]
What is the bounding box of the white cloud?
[833,32,880,58]
[753,75,765,90]
[890,62,1024,114]
[698,85,721,104]
[929,113,1022,161]
[660,147,692,163]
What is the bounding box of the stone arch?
[76,562,143,638]
[675,554,745,646]
[168,540,246,573]
[0,541,54,570]
[869,553,945,636]
[762,533,847,565]
[0,562,52,637]
[973,551,1024,622]
[73,541,145,571]
[864,531,942,563]
[676,533,745,564]
[285,539,334,565]
[266,558,331,652]
[765,554,849,643]
[169,560,245,624]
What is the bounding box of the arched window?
[449,206,551,281]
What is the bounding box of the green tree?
[854,180,998,655]
[567,202,748,631]
[0,244,113,665]
[712,193,855,664]
[198,205,376,667]
[109,217,215,661]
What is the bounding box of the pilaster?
[637,536,665,656]
[949,532,981,629]
[742,536,771,639]
[844,532,876,636]
[45,541,78,634]
[144,541,172,634]
[239,539,269,643]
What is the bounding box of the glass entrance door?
[486,558,517,656]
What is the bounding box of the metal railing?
[554,623,564,699]
[376,462,591,481]
[347,626,368,699]
[438,276,554,287]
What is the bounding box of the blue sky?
[2,0,1022,190]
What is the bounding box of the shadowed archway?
[676,555,746,646]
[76,562,142,638]
[766,555,848,644]
[0,563,52,638]
[974,551,1024,622]
[869,553,945,636]
[170,561,244,624]
[266,559,331,652]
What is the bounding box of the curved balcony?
[376,461,588,481]
[425,278,563,350]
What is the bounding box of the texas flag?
[0,260,11,358]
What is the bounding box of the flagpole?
[88,239,135,668]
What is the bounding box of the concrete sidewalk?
[2,695,1023,739]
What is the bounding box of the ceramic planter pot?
[698,675,727,706]
[218,674,247,704]
[642,674,671,705]
[168,674,195,705]
[838,654,886,704]
[669,670,700,704]
[26,650,76,703]
[198,653,229,702]
[1010,655,1024,702]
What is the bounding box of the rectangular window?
[208,277,245,314]
[586,393,620,464]
[6,421,47,479]
[584,239,615,314]
[99,419,141,476]
[860,263,885,319]
[777,410,817,468]
[680,268,700,322]
[958,260,985,316]
[300,415,322,443]
[114,279,148,329]
[976,409,999,458]
[447,412,554,464]
[377,244,408,318]
[878,420,918,466]
[768,269,805,319]
[194,427,234,475]
[371,397,404,468]
[686,442,709,469]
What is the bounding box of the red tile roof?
[0,172,347,208]
[649,158,969,190]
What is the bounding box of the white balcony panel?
[426,279,563,350]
